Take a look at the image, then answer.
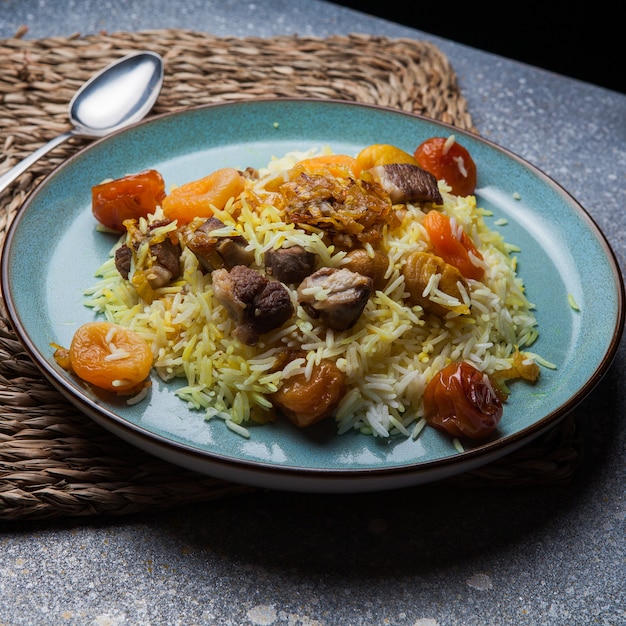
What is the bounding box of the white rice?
[84,148,543,438]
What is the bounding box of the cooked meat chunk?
[148,238,183,288]
[115,218,182,292]
[297,267,373,331]
[402,251,470,317]
[265,245,316,284]
[369,163,443,205]
[114,244,132,280]
[241,166,259,180]
[341,248,389,291]
[212,265,294,345]
[185,217,254,272]
[253,281,295,334]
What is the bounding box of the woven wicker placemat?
[0,29,582,520]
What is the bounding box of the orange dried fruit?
[162,167,245,224]
[422,209,485,280]
[67,321,153,394]
[414,136,477,196]
[355,144,419,176]
[271,357,346,427]
[293,154,360,179]
[91,169,166,232]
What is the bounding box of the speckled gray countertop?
[1,1,625,625]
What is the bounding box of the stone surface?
[1,2,625,625]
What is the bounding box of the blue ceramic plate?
[2,99,624,492]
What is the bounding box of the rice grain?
[84,148,546,440]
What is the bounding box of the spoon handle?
[0,131,74,196]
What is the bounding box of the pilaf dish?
[54,137,547,445]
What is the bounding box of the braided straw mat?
[0,29,582,520]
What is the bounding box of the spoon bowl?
[69,51,163,136]
[0,51,164,194]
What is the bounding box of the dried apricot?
[355,144,419,176]
[68,321,153,394]
[414,136,477,196]
[162,167,245,224]
[92,169,166,232]
[271,357,346,427]
[293,154,360,179]
[422,209,484,280]
[423,361,503,440]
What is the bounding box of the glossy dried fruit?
[355,143,419,175]
[68,321,153,394]
[293,153,360,179]
[92,169,166,232]
[414,136,477,196]
[423,361,503,439]
[162,167,245,224]
[402,250,470,317]
[422,209,484,280]
[271,356,346,427]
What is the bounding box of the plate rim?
[2,97,624,489]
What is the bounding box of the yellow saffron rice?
[84,148,541,439]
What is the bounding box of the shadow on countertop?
[174,379,621,579]
[8,360,623,582]
[328,1,625,95]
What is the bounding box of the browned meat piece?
[146,238,183,288]
[115,219,182,291]
[341,248,389,291]
[241,166,259,180]
[265,245,316,284]
[297,267,373,331]
[252,281,295,333]
[114,244,132,279]
[185,217,254,272]
[368,163,443,205]
[212,265,294,345]
[402,251,470,317]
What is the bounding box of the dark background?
[329,2,623,95]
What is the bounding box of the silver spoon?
[0,50,164,195]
